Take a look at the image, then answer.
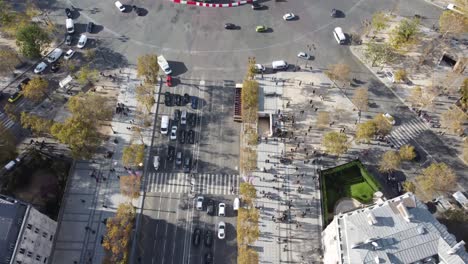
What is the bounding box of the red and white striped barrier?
[172,0,253,7]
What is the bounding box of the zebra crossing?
[0,111,16,129]
[386,118,429,148]
[145,172,240,195]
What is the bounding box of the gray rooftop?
[0,195,27,264]
[335,193,468,264]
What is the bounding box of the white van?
[160,115,169,134]
[233,198,240,211]
[181,110,187,125]
[272,60,288,70]
[333,27,346,44]
[153,156,160,170]
[66,18,74,34]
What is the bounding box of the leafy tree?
[316,111,330,128]
[67,92,112,122]
[239,182,257,206]
[322,131,349,156]
[325,63,351,86]
[402,181,416,193]
[84,49,96,61]
[120,175,141,199]
[442,208,468,222]
[355,120,377,143]
[103,203,135,263]
[371,11,390,32]
[121,143,145,167]
[440,107,466,134]
[3,104,19,122]
[373,114,393,136]
[22,77,48,102]
[238,246,259,264]
[379,150,401,173]
[439,10,468,34]
[20,112,54,136]
[76,65,99,85]
[135,83,155,113]
[240,147,257,174]
[246,57,256,80]
[363,41,395,67]
[0,123,16,164]
[241,80,259,123]
[25,2,40,19]
[460,78,468,111]
[416,162,457,197]
[352,87,369,111]
[15,23,50,59]
[0,48,20,73]
[50,117,100,159]
[390,18,419,48]
[237,207,259,246]
[394,69,407,83]
[136,54,159,84]
[399,145,416,161]
[463,140,468,164]
[407,86,436,110]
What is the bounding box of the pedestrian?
[309,99,313,104]
[315,108,318,112]
[311,104,314,108]
[81,199,86,203]
[295,167,298,171]
[299,81,302,86]
[305,132,307,136]
[297,143,300,148]
[313,89,316,94]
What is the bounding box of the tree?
[67,92,112,122]
[355,120,377,143]
[20,112,53,135]
[240,147,257,174]
[371,11,390,32]
[103,203,135,263]
[460,78,468,111]
[399,145,416,161]
[84,49,96,61]
[237,207,259,246]
[363,41,395,67]
[135,83,155,113]
[379,150,401,173]
[322,131,349,156]
[22,77,48,102]
[442,208,468,222]
[0,48,20,73]
[402,181,416,193]
[373,114,393,136]
[136,54,159,84]
[390,18,419,48]
[316,111,330,128]
[15,23,50,59]
[246,57,256,80]
[439,10,468,34]
[416,162,457,197]
[120,175,141,199]
[440,107,467,134]
[76,65,99,85]
[407,86,436,110]
[352,87,369,111]
[325,63,351,86]
[51,117,101,159]
[239,182,257,206]
[0,123,16,164]
[121,143,145,167]
[394,69,407,83]
[463,140,468,164]
[241,80,259,123]
[238,246,259,264]
[3,103,19,122]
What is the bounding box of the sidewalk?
[51,68,157,264]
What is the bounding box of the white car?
[115,1,126,12]
[170,126,177,140]
[385,71,395,83]
[283,13,295,21]
[77,34,87,49]
[46,48,63,63]
[383,113,396,125]
[196,196,204,210]
[218,203,226,217]
[218,222,226,239]
[297,52,310,60]
[64,49,75,60]
[254,64,265,73]
[34,62,48,74]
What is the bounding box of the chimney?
[448,241,466,255]
[396,202,413,222]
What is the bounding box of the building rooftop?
[326,192,468,264]
[0,195,28,263]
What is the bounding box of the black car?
[331,8,338,17]
[188,130,195,144]
[225,23,236,30]
[17,78,30,91]
[183,93,190,105]
[204,230,213,246]
[189,113,197,127]
[205,252,213,264]
[183,157,191,173]
[167,146,175,161]
[174,109,181,122]
[164,92,172,106]
[193,228,201,246]
[87,22,94,33]
[174,94,182,106]
[65,8,73,18]
[206,200,215,216]
[51,63,60,73]
[65,34,72,45]
[191,97,198,109]
[251,3,262,10]
[179,130,186,144]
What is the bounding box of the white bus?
[333,27,346,45]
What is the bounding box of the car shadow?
[168,61,188,76]
[264,28,274,33]
[92,25,105,34]
[335,10,346,18]
[136,7,149,16]
[235,25,242,30]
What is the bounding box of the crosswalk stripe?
[145,173,240,194]
[387,118,430,148]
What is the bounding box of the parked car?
[179,130,186,144]
[224,23,236,30]
[167,146,175,161]
[174,109,181,122]
[204,230,213,247]
[87,22,94,33]
[65,34,72,45]
[64,49,75,60]
[385,71,395,83]
[383,113,396,125]
[331,8,338,17]
[218,203,226,217]
[46,48,63,63]
[183,156,191,173]
[189,113,197,127]
[193,228,201,246]
[206,199,215,216]
[164,92,173,106]
[174,94,182,106]
[251,2,262,10]
[34,62,48,74]
[65,8,73,18]
[196,196,204,210]
[50,63,60,73]
[217,222,226,239]
[282,13,295,21]
[17,78,30,91]
[256,25,267,32]
[297,52,310,60]
[191,97,198,109]
[183,93,190,105]
[176,152,182,166]
[8,92,22,103]
[115,1,126,12]
[205,252,213,264]
[170,126,178,140]
[166,75,172,87]
[77,34,88,49]
[255,64,265,73]
[188,130,195,144]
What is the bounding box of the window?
[26,224,32,229]
[36,255,42,261]
[19,248,25,254]
[27,251,32,257]
[42,232,47,238]
[34,228,39,234]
